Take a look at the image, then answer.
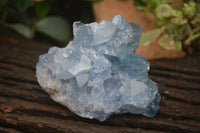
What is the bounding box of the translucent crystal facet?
[36,15,160,121]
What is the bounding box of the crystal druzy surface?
[36,15,160,121]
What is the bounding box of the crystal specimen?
[36,15,160,121]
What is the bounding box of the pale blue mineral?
[36,15,160,121]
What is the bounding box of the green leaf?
[183,1,196,17]
[170,17,187,26]
[149,0,168,10]
[36,16,70,42]
[35,0,51,19]
[150,0,159,9]
[155,4,174,19]
[158,34,182,51]
[155,4,182,19]
[7,23,34,39]
[133,0,149,11]
[133,0,147,7]
[174,40,182,51]
[139,29,163,46]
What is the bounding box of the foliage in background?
[2,0,199,54]
[135,0,200,53]
[0,0,70,42]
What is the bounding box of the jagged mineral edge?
[36,15,160,121]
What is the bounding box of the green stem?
[189,33,200,41]
[185,29,200,45]
[191,27,200,34]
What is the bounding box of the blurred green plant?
[0,0,69,42]
[135,0,200,53]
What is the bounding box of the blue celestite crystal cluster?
[36,15,160,121]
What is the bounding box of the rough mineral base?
[36,15,160,121]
